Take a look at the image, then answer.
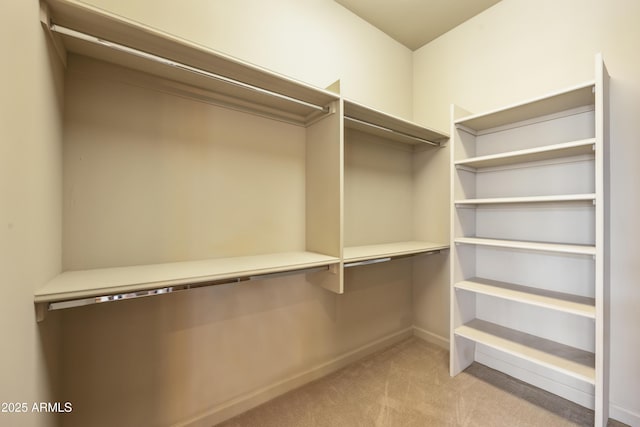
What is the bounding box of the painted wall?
[80,0,414,119]
[0,1,64,426]
[413,0,640,424]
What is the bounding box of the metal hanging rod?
[42,265,330,314]
[50,24,330,114]
[343,250,442,268]
[344,116,441,147]
[343,257,391,268]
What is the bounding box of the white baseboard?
[412,326,449,350]
[176,327,414,427]
[610,403,640,426]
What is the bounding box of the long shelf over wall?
[41,0,339,125]
[35,252,339,320]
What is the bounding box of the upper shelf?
[42,0,339,125]
[455,82,595,133]
[344,100,449,146]
[455,319,595,384]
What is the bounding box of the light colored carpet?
[219,338,628,427]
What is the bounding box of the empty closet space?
[342,101,449,264]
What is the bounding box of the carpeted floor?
[219,338,628,427]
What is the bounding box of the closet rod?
[344,116,441,147]
[49,24,331,114]
[343,250,442,268]
[343,257,391,268]
[42,265,330,314]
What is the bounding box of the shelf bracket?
[39,1,67,67]
[35,302,48,322]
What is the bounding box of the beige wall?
[80,0,414,119]
[0,0,64,426]
[413,0,640,423]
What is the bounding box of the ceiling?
[334,0,502,50]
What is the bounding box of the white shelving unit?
[35,0,449,316]
[450,55,609,426]
[343,99,449,265]
[35,0,344,316]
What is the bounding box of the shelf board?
[455,82,595,132]
[455,193,596,206]
[454,138,595,169]
[343,241,448,263]
[454,278,595,318]
[43,0,338,124]
[35,251,340,303]
[455,319,595,384]
[344,99,448,146]
[454,237,595,256]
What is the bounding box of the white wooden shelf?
[42,0,338,125]
[454,237,595,256]
[343,241,448,264]
[454,138,595,170]
[451,55,608,426]
[455,319,595,384]
[35,251,340,304]
[455,193,596,206]
[454,82,595,132]
[454,278,595,318]
[343,99,448,146]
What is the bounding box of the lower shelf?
[454,319,595,384]
[343,241,448,264]
[35,251,340,304]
